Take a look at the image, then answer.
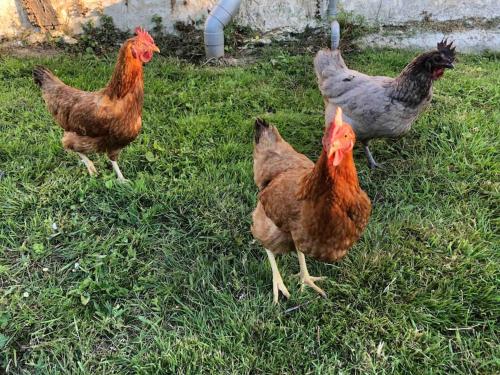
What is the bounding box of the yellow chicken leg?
[265,249,290,304]
[77,152,97,176]
[295,250,327,298]
[110,160,128,182]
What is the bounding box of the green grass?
[0,47,499,374]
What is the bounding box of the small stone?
[464,19,474,27]
[255,38,272,46]
[26,33,45,44]
[62,35,78,45]
[23,292,29,298]
[50,30,65,38]
[42,267,49,272]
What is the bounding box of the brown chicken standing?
[251,108,371,303]
[33,27,160,181]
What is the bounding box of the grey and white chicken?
[314,39,456,168]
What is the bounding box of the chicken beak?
[444,61,454,69]
[152,45,160,53]
[328,141,340,158]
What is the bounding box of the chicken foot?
[265,249,290,304]
[294,250,327,298]
[362,141,381,169]
[77,152,98,176]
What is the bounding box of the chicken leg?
[77,152,97,176]
[362,141,381,169]
[107,150,128,182]
[110,160,128,182]
[265,249,290,304]
[295,250,326,298]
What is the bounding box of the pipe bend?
[205,15,224,34]
[216,0,241,17]
[204,0,241,58]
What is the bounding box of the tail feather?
[254,118,271,144]
[253,118,313,190]
[314,49,348,83]
[33,65,55,87]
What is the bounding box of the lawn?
[0,46,498,374]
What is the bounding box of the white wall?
[0,0,217,37]
[342,0,500,25]
[1,0,499,43]
[101,0,217,34]
[237,0,321,33]
[0,0,27,36]
[236,0,500,31]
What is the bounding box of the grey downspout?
[204,0,242,58]
[328,0,340,49]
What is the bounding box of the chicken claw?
[295,250,327,298]
[265,249,290,304]
[77,152,98,176]
[363,142,382,169]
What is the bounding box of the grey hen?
[314,39,456,168]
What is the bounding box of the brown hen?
[251,108,371,303]
[33,27,160,181]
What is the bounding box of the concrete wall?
[0,0,217,37]
[101,0,217,34]
[237,0,500,31]
[237,0,321,33]
[341,0,500,25]
[0,0,27,36]
[1,0,499,44]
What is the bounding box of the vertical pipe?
[328,0,340,49]
[327,0,338,17]
[204,0,242,59]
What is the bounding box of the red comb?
[134,27,154,44]
[323,107,344,149]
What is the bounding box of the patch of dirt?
[152,22,256,64]
[0,15,367,64]
[154,22,363,65]
[0,41,60,58]
[381,17,500,33]
[202,56,258,67]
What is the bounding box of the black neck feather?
[390,55,434,107]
